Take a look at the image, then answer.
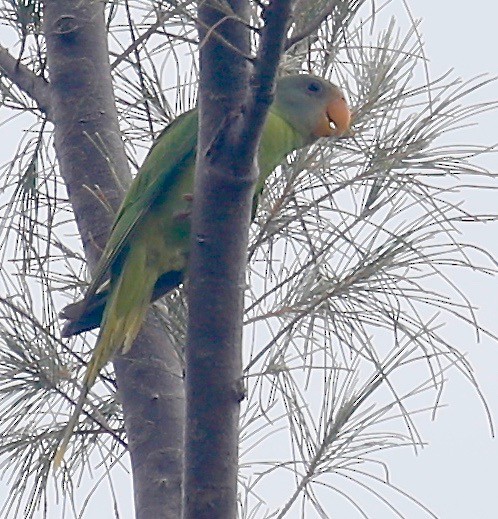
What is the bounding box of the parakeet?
[55,74,351,466]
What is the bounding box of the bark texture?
[184,1,252,517]
[185,0,292,515]
[43,2,184,517]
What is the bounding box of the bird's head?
[273,74,351,144]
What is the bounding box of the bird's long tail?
[54,245,157,468]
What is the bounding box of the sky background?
[365,1,498,517]
[1,0,498,517]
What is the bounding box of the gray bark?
[43,1,184,517]
[184,1,251,517]
[184,0,291,516]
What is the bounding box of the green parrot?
[55,74,351,466]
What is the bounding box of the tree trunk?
[183,1,252,517]
[185,0,292,514]
[43,1,184,517]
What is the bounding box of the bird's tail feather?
[53,370,94,469]
[54,245,157,469]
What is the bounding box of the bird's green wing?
[62,74,352,335]
[77,109,199,309]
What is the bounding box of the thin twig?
[111,15,164,71]
[197,15,256,61]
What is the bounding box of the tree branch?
[285,0,339,50]
[239,0,294,164]
[0,44,52,117]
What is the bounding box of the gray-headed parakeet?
[55,74,351,466]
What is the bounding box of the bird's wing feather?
[79,109,199,308]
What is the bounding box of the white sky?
[379,1,498,517]
[1,0,498,517]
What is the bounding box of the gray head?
[273,74,351,144]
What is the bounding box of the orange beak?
[314,96,351,138]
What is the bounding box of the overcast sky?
[372,1,498,517]
[1,1,498,517]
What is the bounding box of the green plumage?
[55,74,350,466]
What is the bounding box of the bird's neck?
[256,111,306,194]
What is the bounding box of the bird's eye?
[307,81,321,93]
